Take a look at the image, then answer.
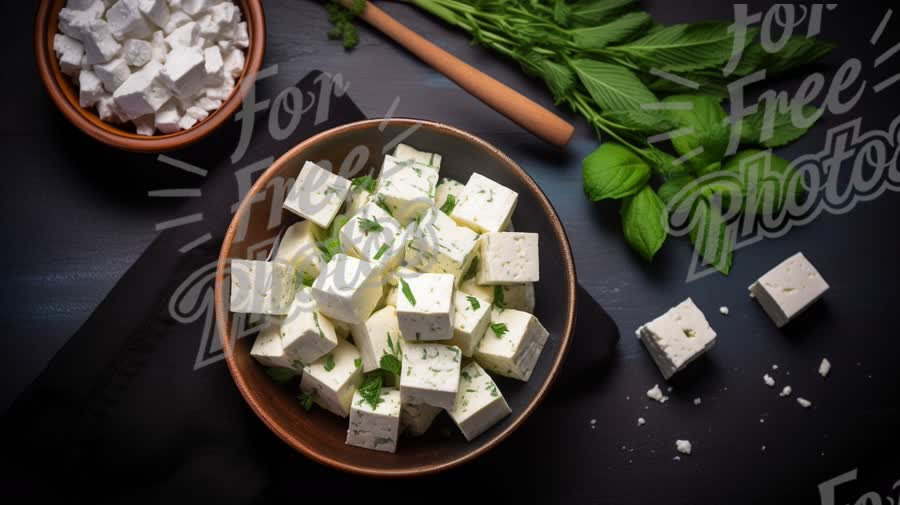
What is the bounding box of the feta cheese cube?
[202,45,224,83]
[107,0,153,40]
[435,177,463,213]
[133,114,156,136]
[78,70,105,107]
[149,30,167,62]
[343,183,371,215]
[229,259,293,315]
[233,21,249,49]
[81,20,123,64]
[406,208,479,281]
[346,388,402,453]
[400,343,462,410]
[299,340,363,417]
[460,278,536,313]
[636,298,717,379]
[139,0,170,28]
[273,220,325,281]
[53,34,85,76]
[396,272,455,341]
[374,155,439,225]
[122,38,152,67]
[113,60,172,119]
[278,287,339,365]
[154,101,181,133]
[400,402,442,436]
[96,95,125,123]
[165,21,201,49]
[393,143,442,169]
[350,305,401,373]
[249,322,292,369]
[93,58,131,93]
[161,46,205,98]
[446,291,491,356]
[283,161,351,228]
[58,4,105,40]
[451,173,518,233]
[749,252,829,328]
[66,0,104,11]
[477,232,540,285]
[162,10,192,34]
[194,96,222,111]
[199,2,239,39]
[340,202,408,272]
[180,0,215,16]
[311,254,382,324]
[205,80,234,101]
[475,307,549,381]
[448,362,511,441]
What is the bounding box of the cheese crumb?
[763,374,775,387]
[818,358,831,377]
[637,417,646,426]
[692,397,701,406]
[719,306,729,315]
[780,386,792,397]
[646,384,669,403]
[772,364,779,370]
[675,440,692,455]
[797,397,813,408]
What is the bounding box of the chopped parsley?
[462,257,479,281]
[317,214,349,262]
[490,322,509,338]
[357,216,384,235]
[373,243,390,260]
[354,358,362,369]
[439,194,457,214]
[350,175,377,193]
[466,295,481,311]
[324,353,336,371]
[379,333,402,375]
[375,196,393,217]
[486,382,499,397]
[399,277,416,306]
[460,371,472,381]
[313,312,325,338]
[323,184,345,197]
[265,367,297,384]
[493,285,506,309]
[297,391,314,411]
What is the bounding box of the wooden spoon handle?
[348,1,575,147]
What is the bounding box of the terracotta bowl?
[34,0,265,152]
[214,119,577,476]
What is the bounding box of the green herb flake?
[462,257,479,282]
[439,194,457,214]
[490,322,509,338]
[375,196,394,217]
[357,216,384,235]
[400,277,416,306]
[265,367,297,384]
[313,312,325,338]
[324,354,336,372]
[358,371,384,409]
[493,285,506,310]
[354,358,362,369]
[351,175,377,193]
[297,391,314,411]
[373,243,390,260]
[466,295,481,311]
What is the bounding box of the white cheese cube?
[274,220,325,281]
[66,0,104,11]
[205,80,235,100]
[400,402,442,436]
[222,47,245,78]
[165,21,201,49]
[406,208,478,281]
[183,105,209,127]
[234,21,249,49]
[249,322,293,370]
[475,307,549,381]
[373,155,438,225]
[96,95,125,123]
[346,388,401,453]
[459,278,535,313]
[180,0,215,16]
[477,232,540,285]
[113,60,172,119]
[446,290,491,356]
[53,34,85,76]
[299,340,363,417]
[435,177,463,213]
[149,30,167,62]
[448,362,511,441]
[154,101,181,133]
[122,38,152,67]
[133,114,156,136]
[383,286,398,307]
[58,4,105,41]
[278,287,339,365]
[229,259,293,315]
[93,58,131,93]
[749,252,829,328]
[451,173,518,233]
[78,70,105,107]
[161,46,205,98]
[163,10,192,34]
[202,45,224,84]
[283,161,351,228]
[340,202,408,272]
[396,272,455,342]
[194,96,222,111]
[311,254,382,324]
[81,20,123,65]
[139,0,170,28]
[350,306,401,373]
[107,0,153,40]
[400,343,462,410]
[636,298,717,379]
[199,2,239,39]
[393,143,442,169]
[343,183,371,215]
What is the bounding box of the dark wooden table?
[5,1,900,503]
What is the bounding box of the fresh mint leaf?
[358,371,384,409]
[358,217,384,235]
[687,196,734,275]
[601,109,676,134]
[380,354,401,375]
[466,296,481,311]
[739,104,822,148]
[607,22,738,73]
[736,36,835,76]
[351,175,377,193]
[567,0,635,26]
[399,277,416,306]
[663,94,729,172]
[571,60,658,112]
[266,367,298,384]
[720,150,804,216]
[490,322,509,338]
[536,58,576,102]
[571,12,652,50]
[639,147,690,177]
[582,143,651,201]
[620,186,668,261]
[439,194,458,215]
[318,214,349,262]
[658,175,696,207]
[297,391,314,411]
[324,354,335,372]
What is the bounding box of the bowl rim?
[213,118,578,477]
[33,0,266,153]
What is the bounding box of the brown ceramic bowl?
[214,119,577,476]
[34,0,265,153]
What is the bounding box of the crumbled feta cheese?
[749,252,829,327]
[122,38,152,67]
[78,69,105,107]
[818,358,831,377]
[153,100,181,133]
[53,34,85,76]
[113,60,172,119]
[719,306,729,315]
[675,440,692,455]
[138,0,170,28]
[161,46,206,98]
[693,397,701,405]
[107,0,153,40]
[797,397,812,408]
[93,57,131,92]
[646,384,668,403]
[763,374,775,387]
[779,385,792,397]
[637,417,646,426]
[636,298,717,379]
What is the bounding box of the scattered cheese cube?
[406,208,479,281]
[459,278,535,313]
[446,290,491,357]
[53,34,85,76]
[448,362,511,441]
[249,321,293,370]
[393,143,442,169]
[93,57,131,93]
[780,385,792,397]
[477,232,540,285]
[113,60,172,119]
[474,307,549,381]
[273,220,325,281]
[451,173,518,233]
[229,259,293,316]
[797,397,813,408]
[399,402,442,437]
[819,358,831,377]
[346,388,402,453]
[396,272,455,342]
[763,374,775,387]
[106,0,153,41]
[349,305,402,373]
[311,254,382,324]
[435,177,464,213]
[78,69,105,107]
[278,287,339,365]
[373,155,438,225]
[646,384,668,403]
[400,343,462,410]
[675,440,692,455]
[161,46,206,98]
[299,340,363,417]
[636,298,717,379]
[340,202,408,272]
[138,0,170,28]
[749,252,829,328]
[200,2,240,39]
[165,21,201,49]
[81,20,122,64]
[283,161,351,228]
